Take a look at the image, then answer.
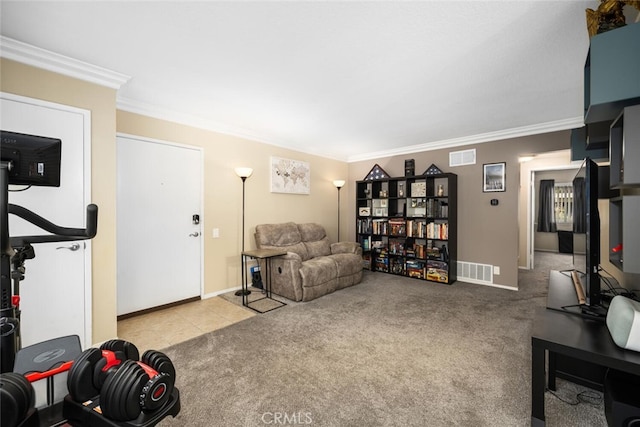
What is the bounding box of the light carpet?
[160,254,605,426]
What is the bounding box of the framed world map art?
[270,156,310,194]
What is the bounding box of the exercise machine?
[1,131,180,426]
[1,131,97,373]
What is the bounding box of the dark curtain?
[537,179,557,232]
[573,177,586,233]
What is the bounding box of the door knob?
[56,243,81,251]
[189,232,200,237]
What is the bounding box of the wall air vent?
[449,149,476,167]
[456,261,493,285]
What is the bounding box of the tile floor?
[117,296,254,353]
[118,254,563,354]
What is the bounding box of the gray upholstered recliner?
[254,222,363,302]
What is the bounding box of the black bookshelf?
[356,173,457,284]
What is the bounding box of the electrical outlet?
[493,266,500,275]
[212,228,220,238]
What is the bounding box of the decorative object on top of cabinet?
[585,0,640,37]
[423,164,444,176]
[404,159,415,177]
[364,164,390,181]
[483,162,506,192]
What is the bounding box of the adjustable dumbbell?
[67,339,140,403]
[99,350,175,421]
[0,372,36,427]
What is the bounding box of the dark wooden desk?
[531,271,640,426]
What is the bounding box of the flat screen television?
[1,130,62,187]
[572,157,601,308]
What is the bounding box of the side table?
[241,248,287,313]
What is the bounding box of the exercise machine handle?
[8,203,98,247]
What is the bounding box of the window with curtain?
[554,182,574,225]
[537,179,557,232]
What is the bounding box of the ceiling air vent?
[449,148,476,167]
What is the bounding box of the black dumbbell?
[0,372,35,427]
[67,340,139,403]
[100,350,175,421]
[101,339,140,361]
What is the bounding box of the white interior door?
[116,135,202,316]
[2,93,92,348]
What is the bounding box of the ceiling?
[1,1,628,162]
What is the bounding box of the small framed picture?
[358,207,371,217]
[380,199,388,208]
[483,162,506,192]
[411,182,426,197]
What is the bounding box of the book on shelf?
[389,239,405,255]
[426,246,440,258]
[357,218,372,234]
[406,259,425,279]
[426,222,448,240]
[375,253,389,272]
[410,243,425,259]
[372,219,389,235]
[406,220,426,238]
[427,260,448,283]
[419,199,449,218]
[390,258,405,275]
[371,240,386,249]
[359,236,371,251]
[388,218,406,236]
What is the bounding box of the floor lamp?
[235,167,253,296]
[333,180,345,241]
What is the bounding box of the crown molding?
[120,93,583,164]
[117,96,347,161]
[117,96,271,144]
[347,116,585,163]
[0,36,130,89]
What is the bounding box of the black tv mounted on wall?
[1,130,62,187]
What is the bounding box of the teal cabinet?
[584,23,640,126]
[608,105,640,274]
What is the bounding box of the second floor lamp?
[333,180,345,241]
[235,167,253,296]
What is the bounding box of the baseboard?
[457,279,517,291]
[202,286,243,300]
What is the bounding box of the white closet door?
[2,93,92,348]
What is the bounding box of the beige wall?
[4,56,626,339]
[1,58,348,343]
[117,111,348,296]
[1,58,118,343]
[348,131,571,289]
